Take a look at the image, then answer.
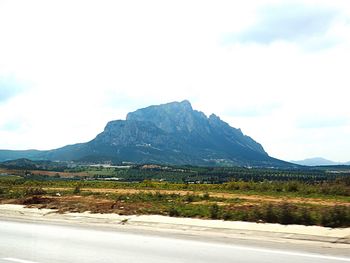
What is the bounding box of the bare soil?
[45,187,350,206]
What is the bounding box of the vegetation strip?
[1,177,349,227]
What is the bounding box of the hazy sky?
[1,0,350,162]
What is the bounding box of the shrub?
[222,211,234,220]
[210,203,220,219]
[286,182,299,192]
[280,203,294,224]
[264,204,279,223]
[73,185,81,194]
[299,207,314,225]
[169,206,180,217]
[321,206,350,227]
[203,192,210,200]
[25,187,47,196]
[155,191,164,200]
[185,194,195,203]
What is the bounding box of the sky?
[0,0,350,162]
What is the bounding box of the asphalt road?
[0,220,349,263]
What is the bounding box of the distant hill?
[0,158,67,170]
[291,157,350,166]
[0,149,45,162]
[0,100,295,168]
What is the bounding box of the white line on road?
[229,246,350,262]
[2,258,41,263]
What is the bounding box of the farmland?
[1,163,349,227]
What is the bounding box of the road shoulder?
[1,204,350,256]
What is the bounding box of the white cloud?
[0,0,350,162]
[223,2,343,50]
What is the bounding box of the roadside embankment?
[1,204,349,247]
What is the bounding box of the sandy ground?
[1,204,349,247]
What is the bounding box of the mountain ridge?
[291,157,350,166]
[0,100,294,167]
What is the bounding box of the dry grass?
[44,187,350,207]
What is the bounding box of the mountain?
[0,100,293,167]
[291,157,350,166]
[0,149,45,162]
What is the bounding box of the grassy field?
[1,174,349,227]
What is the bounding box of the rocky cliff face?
[75,100,275,166]
[126,100,206,133]
[126,101,266,155]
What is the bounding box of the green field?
[1,166,350,227]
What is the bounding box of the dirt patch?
[11,195,159,215]
[29,170,89,178]
[21,196,52,205]
[45,187,350,207]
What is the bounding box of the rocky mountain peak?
[209,113,221,123]
[178,99,192,110]
[126,100,205,133]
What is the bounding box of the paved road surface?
[0,220,349,263]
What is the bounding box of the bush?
[169,207,180,217]
[185,194,195,203]
[203,192,210,200]
[280,202,294,224]
[285,182,299,192]
[222,211,234,220]
[25,187,47,196]
[73,185,81,194]
[321,206,350,227]
[210,203,220,219]
[299,207,314,225]
[264,204,279,223]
